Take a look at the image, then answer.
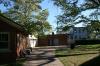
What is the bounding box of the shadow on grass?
[55,52,99,57]
[38,57,55,66]
[0,58,26,66]
[79,55,100,66]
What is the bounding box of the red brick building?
[37,34,68,46]
[0,14,29,64]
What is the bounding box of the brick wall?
[38,34,68,46]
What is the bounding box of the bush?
[75,40,100,45]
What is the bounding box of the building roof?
[0,13,28,34]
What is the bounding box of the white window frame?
[0,32,10,52]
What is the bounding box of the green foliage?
[62,25,73,31]
[1,0,52,36]
[87,20,100,39]
[52,0,100,33]
[33,9,52,35]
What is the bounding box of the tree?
[53,0,81,32]
[86,20,100,39]
[1,0,51,36]
[33,9,52,36]
[0,0,12,7]
[52,0,100,36]
[3,0,41,33]
[53,0,100,14]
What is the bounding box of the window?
[74,29,77,33]
[0,32,10,50]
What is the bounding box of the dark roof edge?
[0,13,28,34]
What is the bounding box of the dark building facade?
[0,14,28,64]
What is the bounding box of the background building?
[38,34,68,46]
[29,35,37,48]
[68,27,88,40]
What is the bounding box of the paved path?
[23,46,65,66]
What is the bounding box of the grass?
[55,44,100,66]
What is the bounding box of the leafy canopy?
[52,0,100,33]
[0,0,52,36]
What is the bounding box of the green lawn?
[55,44,100,66]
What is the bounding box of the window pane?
[0,42,8,49]
[2,34,8,41]
[0,32,9,49]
